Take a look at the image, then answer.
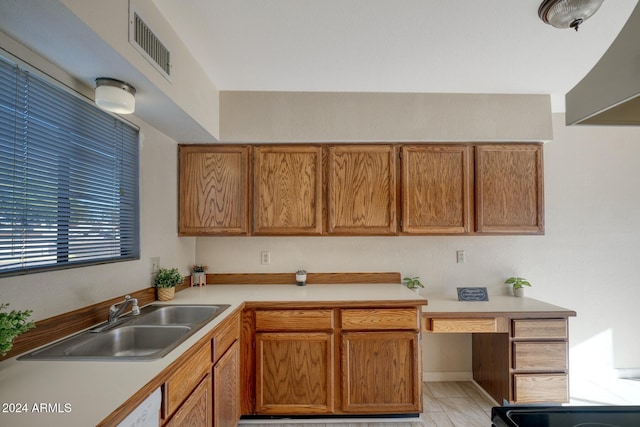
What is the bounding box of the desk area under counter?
[422,295,576,405]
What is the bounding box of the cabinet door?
[164,342,212,420]
[214,341,240,427]
[256,332,334,414]
[253,146,322,235]
[166,374,212,427]
[327,145,396,235]
[179,145,249,235]
[341,331,420,413]
[401,145,471,234]
[475,144,544,234]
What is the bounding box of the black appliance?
[492,405,640,427]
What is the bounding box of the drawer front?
[513,342,567,371]
[341,308,419,330]
[213,312,240,363]
[512,319,567,339]
[429,318,498,333]
[165,342,211,418]
[255,309,334,331]
[513,374,569,403]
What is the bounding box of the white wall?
[197,113,640,378]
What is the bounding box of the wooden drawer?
[165,374,212,427]
[512,319,567,339]
[513,374,569,403]
[427,317,504,333]
[341,308,419,330]
[164,342,211,419]
[213,312,240,363]
[255,309,334,331]
[513,342,567,371]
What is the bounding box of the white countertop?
[0,283,424,427]
[423,294,576,316]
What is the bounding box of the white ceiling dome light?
[539,0,605,31]
[95,78,136,114]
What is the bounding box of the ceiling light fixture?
[538,0,604,31]
[95,78,136,114]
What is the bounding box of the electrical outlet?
[151,257,160,273]
[456,250,465,264]
[261,251,271,265]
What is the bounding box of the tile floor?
[240,381,496,427]
[240,377,640,427]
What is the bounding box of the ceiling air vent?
[129,10,171,80]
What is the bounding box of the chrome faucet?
[90,295,140,333]
[108,295,140,323]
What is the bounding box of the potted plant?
[1,303,35,356]
[154,267,183,301]
[505,276,531,297]
[191,264,208,286]
[403,276,424,293]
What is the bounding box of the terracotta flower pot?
[157,287,175,301]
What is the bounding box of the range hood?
[566,2,640,125]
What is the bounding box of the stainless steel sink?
[131,305,227,326]
[66,325,191,358]
[19,304,230,361]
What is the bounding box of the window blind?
[0,55,139,276]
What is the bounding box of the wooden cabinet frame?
[178,145,250,236]
[401,145,472,234]
[475,144,544,234]
[253,145,323,235]
[327,145,397,235]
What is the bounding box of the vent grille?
[131,12,171,78]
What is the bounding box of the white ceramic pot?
[513,287,524,297]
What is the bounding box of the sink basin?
[65,325,191,358]
[18,304,230,361]
[132,305,228,326]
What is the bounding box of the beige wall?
[197,113,640,378]
[220,91,553,142]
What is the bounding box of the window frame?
[0,52,140,277]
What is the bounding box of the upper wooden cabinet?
[475,144,544,234]
[178,145,249,236]
[253,146,322,235]
[401,145,471,234]
[178,143,543,236]
[327,145,397,235]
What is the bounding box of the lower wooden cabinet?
[166,374,212,427]
[513,373,569,403]
[470,317,570,404]
[214,340,241,427]
[255,332,334,414]
[164,342,211,422]
[510,318,569,404]
[249,306,422,416]
[341,331,421,413]
[160,310,241,427]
